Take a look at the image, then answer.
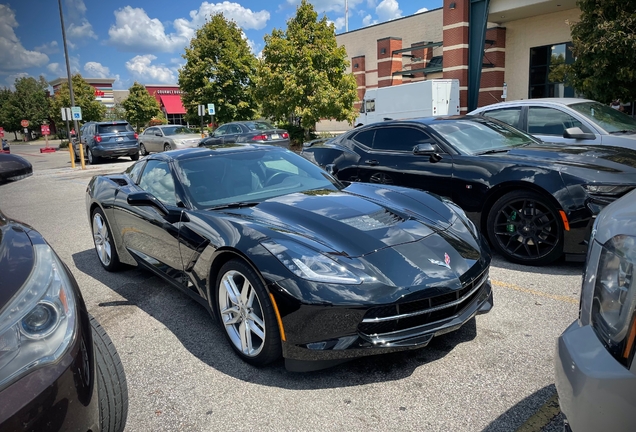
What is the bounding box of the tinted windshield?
[176,149,341,209]
[429,118,538,154]
[97,124,133,134]
[163,126,195,136]
[245,121,275,131]
[570,102,636,133]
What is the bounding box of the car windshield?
[429,118,537,155]
[175,149,342,209]
[97,124,133,134]
[569,102,636,133]
[245,121,275,131]
[162,126,195,136]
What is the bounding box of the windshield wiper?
[208,202,260,210]
[478,148,511,155]
[609,129,636,135]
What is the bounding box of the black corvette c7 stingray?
[85,145,492,371]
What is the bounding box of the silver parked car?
[470,98,636,150]
[555,188,636,432]
[138,125,202,155]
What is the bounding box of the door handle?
[365,160,379,166]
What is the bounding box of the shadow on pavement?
[72,248,479,390]
[483,384,561,431]
[491,253,585,277]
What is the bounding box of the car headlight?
[0,244,77,389]
[584,184,633,196]
[262,239,366,284]
[443,199,479,237]
[581,235,636,367]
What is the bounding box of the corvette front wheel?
[215,259,281,366]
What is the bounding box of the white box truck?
[355,79,460,126]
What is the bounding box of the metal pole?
[345,0,348,32]
[58,0,83,169]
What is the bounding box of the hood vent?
[339,209,404,231]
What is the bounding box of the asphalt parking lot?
[1,144,581,431]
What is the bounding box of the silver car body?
[555,188,636,432]
[470,98,636,150]
[139,125,201,154]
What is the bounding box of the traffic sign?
[0,127,4,138]
[71,106,82,120]
[207,103,215,116]
[21,119,29,127]
[41,125,50,136]
[197,104,205,117]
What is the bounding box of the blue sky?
[0,0,441,90]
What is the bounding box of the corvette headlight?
[262,239,364,284]
[584,185,633,196]
[581,235,636,367]
[443,199,478,237]
[0,244,77,389]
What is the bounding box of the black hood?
[0,210,35,311]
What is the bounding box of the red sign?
[94,90,105,97]
[21,119,29,127]
[41,125,50,136]
[0,127,4,138]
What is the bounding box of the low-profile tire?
[91,207,121,271]
[87,147,100,165]
[91,315,128,432]
[163,143,171,152]
[486,190,563,265]
[215,259,282,366]
[130,152,139,161]
[139,143,147,156]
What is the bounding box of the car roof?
[148,144,282,161]
[89,120,131,125]
[472,98,597,111]
[354,115,482,129]
[155,124,185,128]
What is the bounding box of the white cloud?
[84,61,110,78]
[362,14,377,26]
[34,40,59,54]
[125,55,176,84]
[416,7,428,14]
[5,72,29,89]
[46,56,80,77]
[108,2,270,54]
[366,0,377,7]
[376,0,402,21]
[64,0,97,45]
[67,21,97,40]
[0,5,49,72]
[285,0,363,14]
[332,17,346,30]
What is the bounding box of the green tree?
[179,13,258,124]
[122,82,160,131]
[49,74,106,126]
[256,0,357,135]
[2,76,50,140]
[0,87,19,139]
[567,0,636,103]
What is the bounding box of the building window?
[528,42,574,99]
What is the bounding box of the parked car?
[200,121,290,149]
[0,153,33,183]
[555,189,636,432]
[470,98,636,149]
[1,138,9,154]
[75,121,139,164]
[300,116,636,265]
[138,125,202,155]
[85,145,492,371]
[0,209,128,431]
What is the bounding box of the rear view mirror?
[127,191,168,215]
[563,127,595,140]
[413,143,437,155]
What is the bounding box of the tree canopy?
[567,0,636,103]
[0,76,50,137]
[122,82,161,131]
[179,13,258,124]
[49,74,106,126]
[256,0,358,132]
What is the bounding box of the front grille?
[358,271,488,335]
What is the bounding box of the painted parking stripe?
[492,279,578,305]
[516,393,560,432]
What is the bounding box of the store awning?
[160,95,186,115]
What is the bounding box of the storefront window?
[528,42,574,99]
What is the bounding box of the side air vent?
[339,209,404,231]
[110,178,129,187]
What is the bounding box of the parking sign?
[207,103,215,116]
[71,106,82,120]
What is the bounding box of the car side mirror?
[563,127,595,140]
[325,164,338,175]
[127,191,169,215]
[413,143,437,155]
[155,132,162,137]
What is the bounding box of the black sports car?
[300,116,636,265]
[200,121,290,149]
[85,145,492,371]
[0,153,33,183]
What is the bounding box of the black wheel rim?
[493,198,559,261]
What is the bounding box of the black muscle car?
[85,145,492,371]
[300,116,636,265]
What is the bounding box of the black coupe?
[85,145,492,371]
[300,117,636,265]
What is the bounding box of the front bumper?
[555,321,636,432]
[279,278,493,370]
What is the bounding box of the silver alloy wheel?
[164,144,170,152]
[87,147,93,164]
[92,212,112,266]
[218,270,266,357]
[139,143,147,156]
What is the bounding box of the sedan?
[138,125,202,155]
[200,121,290,149]
[470,98,636,149]
[555,189,636,432]
[300,116,636,265]
[0,209,128,431]
[85,145,492,371]
[0,153,33,183]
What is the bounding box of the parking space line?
[491,280,578,305]
[515,393,560,432]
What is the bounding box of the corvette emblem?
[429,252,451,269]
